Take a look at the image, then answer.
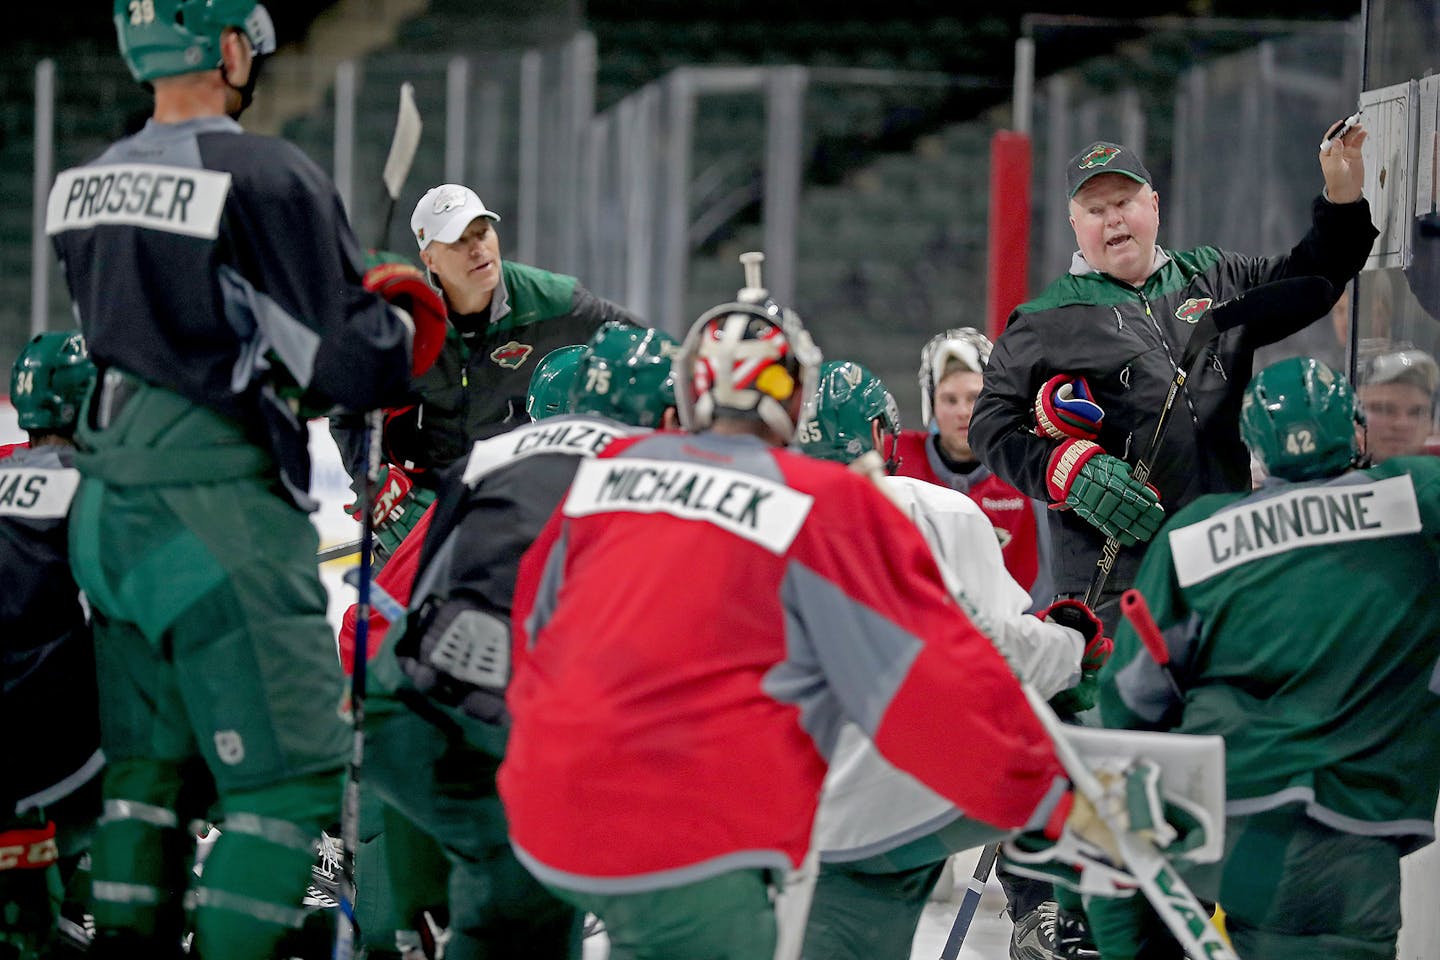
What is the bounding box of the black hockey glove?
[1040,599,1112,716]
[397,597,510,725]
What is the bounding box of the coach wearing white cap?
[336,184,641,494]
[401,183,641,455]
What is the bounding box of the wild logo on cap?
[432,185,470,214]
[1078,144,1121,169]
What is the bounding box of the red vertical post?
[986,131,1032,343]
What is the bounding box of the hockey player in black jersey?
[340,322,677,958]
[46,4,438,959]
[1,332,99,960]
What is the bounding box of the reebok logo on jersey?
[46,164,232,239]
[981,496,1026,512]
[1169,474,1421,586]
[564,456,812,554]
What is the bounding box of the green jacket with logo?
[336,259,639,487]
[969,194,1377,597]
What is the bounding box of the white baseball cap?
[410,184,500,251]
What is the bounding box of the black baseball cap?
[1066,141,1152,198]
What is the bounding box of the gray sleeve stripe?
[525,526,570,645]
[764,561,923,759]
[219,264,322,392]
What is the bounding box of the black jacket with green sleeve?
[969,194,1378,598]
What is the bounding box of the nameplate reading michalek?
[564,456,813,554]
[1169,475,1421,587]
[46,164,232,240]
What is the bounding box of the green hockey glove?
[1046,440,1164,546]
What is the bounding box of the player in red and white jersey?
[500,265,1122,958]
[895,328,1054,610]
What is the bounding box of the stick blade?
[1210,276,1335,334]
[382,82,423,202]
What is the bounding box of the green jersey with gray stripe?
[1100,456,1440,854]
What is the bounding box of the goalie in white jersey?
[784,360,1107,960]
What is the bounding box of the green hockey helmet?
[114,0,276,84]
[526,345,586,421]
[11,330,96,433]
[1241,357,1360,481]
[568,322,678,429]
[798,360,902,471]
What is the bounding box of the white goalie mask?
[918,327,993,426]
[674,299,822,444]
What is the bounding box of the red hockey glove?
[1040,599,1112,671]
[1046,440,1164,546]
[1040,597,1113,716]
[0,821,59,871]
[363,258,448,377]
[348,462,414,527]
[1034,374,1104,440]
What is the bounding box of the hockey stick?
[1120,589,1184,701]
[938,842,1000,960]
[1083,276,1334,607]
[1021,685,1238,960]
[333,82,422,960]
[317,538,363,564]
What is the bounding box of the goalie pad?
[1003,724,1224,896]
[399,599,511,724]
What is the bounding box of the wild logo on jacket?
[1175,297,1212,324]
[490,341,534,369]
[1077,144,1120,169]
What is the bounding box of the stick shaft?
[939,843,1001,960]
[1084,314,1216,608]
[1021,687,1236,960]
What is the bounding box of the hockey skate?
[303,831,343,910]
[1008,899,1057,960]
[1053,907,1100,960]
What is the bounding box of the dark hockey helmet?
[11,330,96,433]
[526,345,586,421]
[115,0,276,84]
[799,360,902,472]
[568,322,678,429]
[918,327,992,426]
[1241,357,1361,481]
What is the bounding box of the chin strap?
[220,52,265,119]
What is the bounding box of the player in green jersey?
[1092,356,1440,960]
